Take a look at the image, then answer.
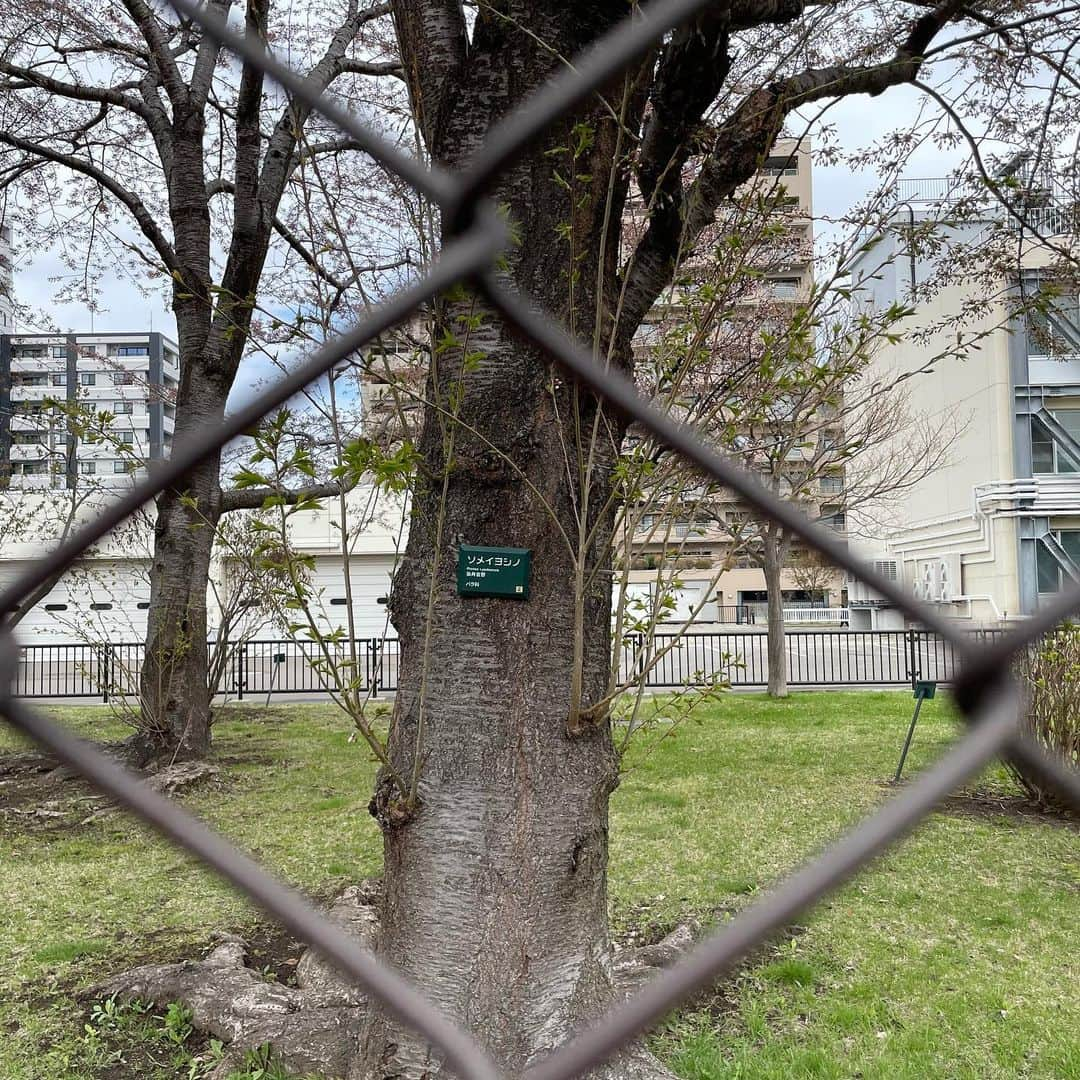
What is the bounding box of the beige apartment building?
[846,170,1079,628]
[622,137,848,625]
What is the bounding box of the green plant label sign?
[457,545,531,599]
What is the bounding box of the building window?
[1025,283,1080,359]
[769,278,801,299]
[822,512,846,531]
[665,517,711,538]
[113,459,129,474]
[763,156,798,176]
[79,460,96,475]
[1036,530,1080,593]
[115,345,149,356]
[44,603,67,612]
[90,602,113,611]
[1031,411,1080,473]
[113,401,134,415]
[51,346,67,358]
[51,373,66,387]
[112,371,136,385]
[80,372,96,386]
[120,431,135,445]
[820,475,843,494]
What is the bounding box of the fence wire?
[0,1,1078,1077]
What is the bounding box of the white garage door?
[0,558,151,643]
[305,555,396,639]
[614,580,716,626]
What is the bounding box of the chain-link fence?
[1,1,1078,1077]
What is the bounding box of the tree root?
[87,881,694,1080]
[87,883,380,1079]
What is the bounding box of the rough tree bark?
[363,6,642,1073]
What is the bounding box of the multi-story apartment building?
[846,170,1080,628]
[0,332,179,489]
[0,224,14,333]
[622,137,848,623]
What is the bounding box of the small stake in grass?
[894,680,936,782]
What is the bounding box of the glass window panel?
[1032,418,1054,472]
[1037,539,1061,593]
[1061,531,1080,564]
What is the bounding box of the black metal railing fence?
[11,628,1013,699]
[0,1,1078,1078]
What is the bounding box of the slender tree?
[0,0,408,763]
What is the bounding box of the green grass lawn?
[0,693,1077,1079]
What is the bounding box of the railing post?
[369,638,380,693]
[906,628,919,691]
[236,642,246,701]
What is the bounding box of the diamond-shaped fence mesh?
[1,1,1078,1077]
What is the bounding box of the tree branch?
[189,0,232,109]
[618,0,970,338]
[0,59,155,121]
[0,130,180,273]
[390,0,467,149]
[221,482,345,513]
[339,58,405,79]
[120,0,189,104]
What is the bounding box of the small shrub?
[1012,623,1080,814]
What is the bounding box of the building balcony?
[7,443,51,461]
[894,176,1077,238]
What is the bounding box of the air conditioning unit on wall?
[912,554,962,603]
[848,558,900,603]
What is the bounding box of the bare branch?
[0,59,155,121]
[120,0,188,104]
[0,130,179,273]
[619,0,970,336]
[339,57,404,78]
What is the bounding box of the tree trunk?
[136,455,222,765]
[357,7,647,1075]
[762,541,788,698]
[360,286,630,1080]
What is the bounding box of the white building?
[845,172,1080,628]
[0,485,406,645]
[1,331,180,489]
[0,224,13,333]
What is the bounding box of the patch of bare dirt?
[938,790,1078,829]
[0,751,107,830]
[0,747,238,834]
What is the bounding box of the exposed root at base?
[88,879,693,1080]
